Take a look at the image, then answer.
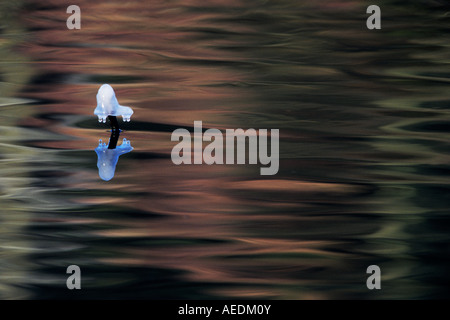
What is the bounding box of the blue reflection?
[95,130,133,181]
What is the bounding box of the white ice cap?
[94,84,134,123]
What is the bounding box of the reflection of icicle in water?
[94,85,133,181]
[94,84,133,123]
[95,133,133,181]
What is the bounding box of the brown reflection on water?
[1,0,449,299]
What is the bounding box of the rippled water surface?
[1,0,449,299]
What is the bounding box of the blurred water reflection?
[0,0,449,299]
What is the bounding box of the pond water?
[0,0,449,299]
